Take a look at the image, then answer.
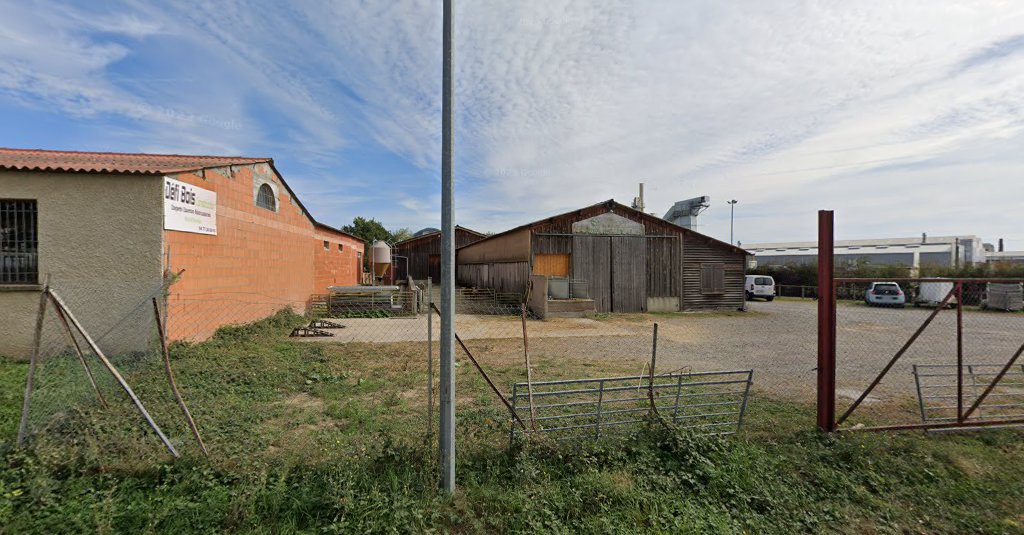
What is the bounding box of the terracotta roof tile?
[0,147,271,175]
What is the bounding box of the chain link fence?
[832,279,1024,429]
[26,273,1016,459]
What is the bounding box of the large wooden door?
[572,235,646,312]
[572,236,611,312]
[611,236,646,312]
[428,254,440,283]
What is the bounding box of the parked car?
[745,275,775,301]
[865,282,905,307]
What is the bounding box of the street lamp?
[727,200,738,245]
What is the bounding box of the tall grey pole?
[728,199,738,245]
[439,0,456,493]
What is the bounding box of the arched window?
[256,183,276,211]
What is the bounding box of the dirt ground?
[312,300,1023,416]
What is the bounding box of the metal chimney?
[632,183,646,212]
[999,238,1004,252]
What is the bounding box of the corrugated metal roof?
[0,147,271,175]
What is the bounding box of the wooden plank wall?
[646,236,681,297]
[572,236,612,312]
[682,237,745,310]
[611,236,646,312]
[395,228,485,281]
[457,261,530,294]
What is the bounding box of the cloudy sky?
[2,1,1023,248]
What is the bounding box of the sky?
[1,1,1023,249]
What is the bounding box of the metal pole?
[728,200,738,245]
[817,210,837,432]
[427,277,433,448]
[439,0,456,493]
[956,281,963,423]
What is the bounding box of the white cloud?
[1,1,1023,247]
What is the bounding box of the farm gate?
[816,211,1024,432]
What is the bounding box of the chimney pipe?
[632,183,646,212]
[999,238,1004,252]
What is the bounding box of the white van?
[745,275,775,301]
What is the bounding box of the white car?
[745,275,775,301]
[865,282,906,307]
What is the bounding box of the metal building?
[747,235,988,270]
[455,199,748,314]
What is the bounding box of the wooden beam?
[48,289,179,458]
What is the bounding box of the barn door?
[428,254,440,283]
[611,236,646,312]
[572,236,611,312]
[572,235,646,313]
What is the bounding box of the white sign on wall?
[163,177,217,235]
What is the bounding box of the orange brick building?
[0,148,363,354]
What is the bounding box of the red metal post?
[956,281,964,423]
[817,210,836,432]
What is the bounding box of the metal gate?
[816,210,1024,432]
[510,370,753,442]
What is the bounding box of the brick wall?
[164,163,363,341]
[313,225,362,292]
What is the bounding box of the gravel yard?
[315,300,1022,416]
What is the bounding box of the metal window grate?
[256,184,276,211]
[0,199,38,284]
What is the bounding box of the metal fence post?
[671,374,685,423]
[737,371,754,431]
[509,382,518,444]
[427,277,433,447]
[594,379,605,440]
[439,0,456,493]
[817,210,837,432]
[956,281,964,423]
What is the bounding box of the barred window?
[256,184,276,211]
[1,199,38,284]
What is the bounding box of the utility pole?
[439,0,456,493]
[727,199,738,245]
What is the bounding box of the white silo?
[371,240,392,283]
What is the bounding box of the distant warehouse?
[0,148,364,357]
[747,234,988,270]
[455,199,749,315]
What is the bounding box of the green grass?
[1,311,1022,534]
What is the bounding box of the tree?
[391,228,414,243]
[341,217,392,245]
[341,218,414,271]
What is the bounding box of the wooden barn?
[455,200,749,313]
[394,226,486,282]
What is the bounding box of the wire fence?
[832,279,1024,429]
[15,269,1022,465]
